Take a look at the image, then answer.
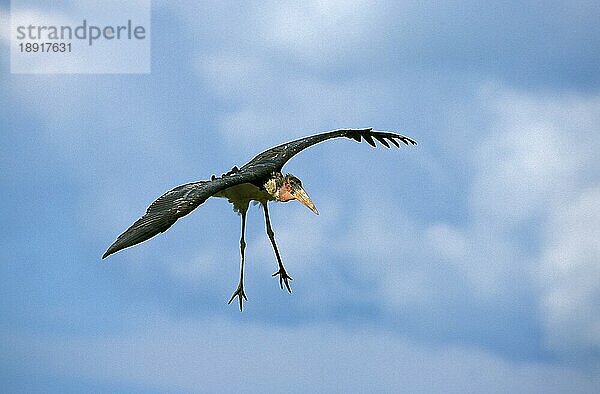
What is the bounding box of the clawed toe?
[272,268,293,293]
[228,285,247,311]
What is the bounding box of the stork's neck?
[263,172,284,199]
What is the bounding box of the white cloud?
[204,70,398,144]
[340,195,431,305]
[261,1,388,68]
[470,87,598,231]
[132,79,599,362]
[539,186,600,354]
[168,248,224,286]
[7,0,599,369]
[429,86,600,354]
[192,4,416,152]
[476,89,600,355]
[3,317,598,393]
[472,126,575,228]
[426,220,531,299]
[196,52,270,100]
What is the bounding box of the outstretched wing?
[102,169,265,259]
[242,128,416,172]
[103,128,416,259]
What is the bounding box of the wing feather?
[103,128,416,258]
[374,135,391,148]
[243,128,416,171]
[102,171,262,258]
[363,133,377,147]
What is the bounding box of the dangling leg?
[262,202,293,293]
[228,206,248,311]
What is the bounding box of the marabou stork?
[103,128,416,310]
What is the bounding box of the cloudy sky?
[1,1,599,392]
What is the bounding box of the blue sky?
[1,1,599,392]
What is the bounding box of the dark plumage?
[103,128,417,310]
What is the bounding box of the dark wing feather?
[102,169,265,259]
[104,128,416,258]
[241,128,416,171]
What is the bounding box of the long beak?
[293,187,319,215]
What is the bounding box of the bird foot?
[228,284,247,311]
[272,267,293,293]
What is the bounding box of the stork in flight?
[103,128,417,310]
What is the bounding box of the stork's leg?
[228,207,248,311]
[262,202,293,293]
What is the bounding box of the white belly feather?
[213,183,273,212]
